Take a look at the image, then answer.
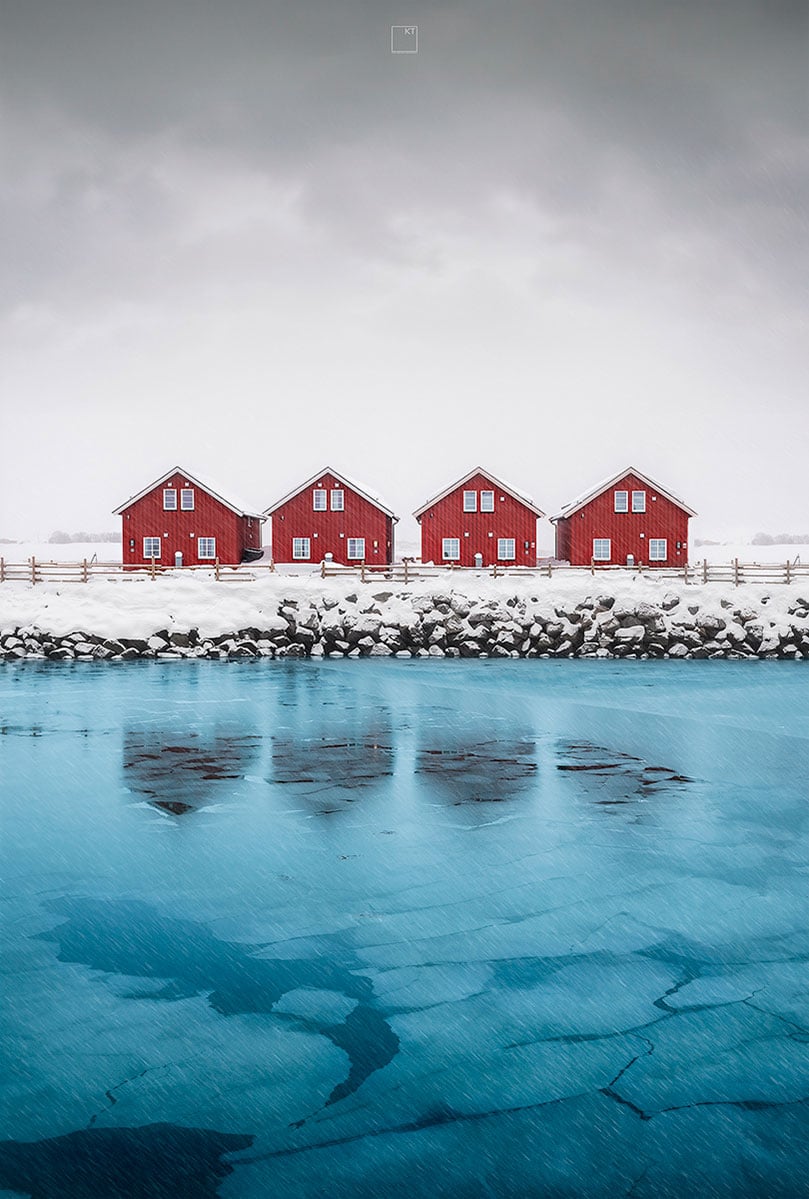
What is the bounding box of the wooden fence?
[1,556,806,586]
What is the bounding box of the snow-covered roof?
[113,466,266,520]
[413,467,544,519]
[264,467,398,521]
[550,466,697,522]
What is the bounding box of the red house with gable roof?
[550,467,696,567]
[114,466,265,570]
[265,468,397,565]
[414,468,544,567]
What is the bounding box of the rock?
[369,644,393,656]
[615,625,645,643]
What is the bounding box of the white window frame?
[442,538,461,560]
[480,490,495,512]
[313,489,327,511]
[497,538,515,560]
[163,488,177,510]
[330,489,344,511]
[143,537,161,558]
[347,537,365,560]
[649,538,667,561]
[463,490,477,512]
[614,491,628,513]
[292,537,311,560]
[198,537,216,559]
[593,538,611,562]
[632,490,646,513]
[180,488,195,511]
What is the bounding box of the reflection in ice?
[2,659,808,1197]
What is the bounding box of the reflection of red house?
[114,466,265,569]
[265,468,397,565]
[414,468,544,567]
[551,467,696,566]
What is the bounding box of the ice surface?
[1,658,808,1196]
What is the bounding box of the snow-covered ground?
[1,567,808,642]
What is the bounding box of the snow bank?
[1,571,808,660]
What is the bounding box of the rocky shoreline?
[3,589,809,661]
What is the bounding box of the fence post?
[590,557,595,577]
[683,561,689,585]
[361,562,366,583]
[0,557,4,583]
[547,561,552,578]
[31,556,37,585]
[82,558,88,583]
[215,557,221,582]
[270,558,275,573]
[404,558,409,585]
[702,558,708,584]
[150,556,156,581]
[492,563,498,579]
[786,559,791,585]
[734,558,740,587]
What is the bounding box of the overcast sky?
[1,0,807,549]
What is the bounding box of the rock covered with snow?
[1,573,809,661]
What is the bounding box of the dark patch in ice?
[35,898,399,1109]
[556,741,693,811]
[122,726,260,815]
[416,737,537,804]
[270,715,394,813]
[0,1122,253,1198]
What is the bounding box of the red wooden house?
[265,468,397,565]
[414,468,544,567]
[551,467,696,567]
[114,466,265,569]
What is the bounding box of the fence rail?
[1,556,807,586]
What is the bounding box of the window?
[463,490,477,512]
[181,489,195,511]
[163,489,177,510]
[649,539,667,561]
[143,537,161,558]
[198,537,216,559]
[632,490,646,513]
[593,538,611,561]
[497,538,515,560]
[614,491,628,512]
[313,489,327,511]
[330,489,344,511]
[293,537,310,559]
[442,538,460,560]
[480,490,494,512]
[347,538,365,559]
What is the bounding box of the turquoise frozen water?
[1,659,808,1197]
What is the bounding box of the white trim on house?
[197,537,216,559]
[550,467,697,522]
[264,468,398,520]
[649,538,667,561]
[292,537,311,560]
[593,538,611,561]
[497,538,516,560]
[114,467,265,519]
[414,467,544,518]
[143,537,161,558]
[442,537,461,560]
[347,537,366,559]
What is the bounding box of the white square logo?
[391,25,418,53]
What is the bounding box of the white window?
[480,490,495,512]
[593,538,611,561]
[614,491,628,513]
[632,490,646,513]
[347,538,365,559]
[198,537,216,559]
[293,537,310,559]
[330,489,344,511]
[143,537,161,558]
[649,538,667,561]
[181,488,195,511]
[497,538,516,560]
[463,490,477,512]
[313,489,327,511]
[442,538,460,560]
[163,488,177,510]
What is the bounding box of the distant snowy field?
[3,541,808,567]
